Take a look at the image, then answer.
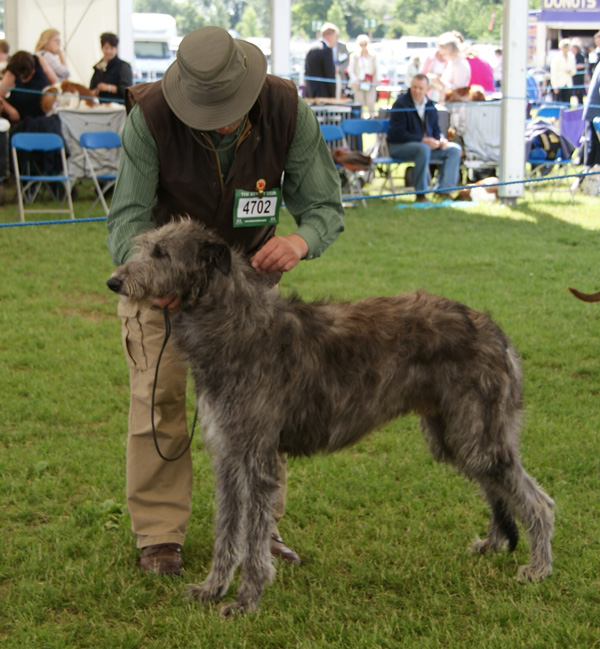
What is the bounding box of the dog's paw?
[470,537,502,554]
[185,581,227,603]
[516,564,552,584]
[219,600,258,618]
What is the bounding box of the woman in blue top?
[0,50,58,124]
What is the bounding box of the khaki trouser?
[118,298,287,549]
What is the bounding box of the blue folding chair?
[320,123,367,207]
[319,123,346,148]
[11,132,74,221]
[80,131,122,216]
[365,118,421,193]
[340,118,403,192]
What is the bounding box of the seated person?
[0,39,10,76]
[90,32,132,102]
[387,73,462,202]
[35,29,70,82]
[0,50,58,124]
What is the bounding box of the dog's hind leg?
[471,462,554,582]
[420,413,455,464]
[187,449,246,605]
[220,452,280,618]
[421,415,518,552]
[507,466,554,583]
[423,410,553,582]
[472,491,519,554]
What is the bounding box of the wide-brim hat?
[162,26,267,131]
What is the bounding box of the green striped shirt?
[106,95,345,265]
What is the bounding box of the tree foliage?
[236,5,259,38]
[133,0,506,41]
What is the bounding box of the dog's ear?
[200,242,232,276]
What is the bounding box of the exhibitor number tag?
[233,188,281,228]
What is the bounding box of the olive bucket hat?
[161,26,268,131]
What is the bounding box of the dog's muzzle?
[107,276,124,293]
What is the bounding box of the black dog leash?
[150,307,198,461]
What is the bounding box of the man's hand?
[251,234,309,274]
[153,295,182,312]
[422,136,441,149]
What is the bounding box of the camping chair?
[536,105,561,121]
[79,130,122,216]
[320,123,367,207]
[375,118,444,195]
[11,132,74,222]
[525,120,576,200]
[579,116,600,194]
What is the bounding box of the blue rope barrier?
[338,168,600,203]
[0,85,125,104]
[1,79,593,112]
[0,216,107,228]
[1,168,598,227]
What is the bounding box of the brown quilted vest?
[127,75,298,254]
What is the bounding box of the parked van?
[372,37,437,86]
[132,13,178,83]
[398,36,437,53]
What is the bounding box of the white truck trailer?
[132,13,178,83]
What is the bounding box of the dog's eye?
[152,243,169,259]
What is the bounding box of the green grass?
[1,185,600,648]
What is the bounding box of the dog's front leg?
[186,449,245,605]
[220,452,280,617]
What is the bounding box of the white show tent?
[3,0,134,86]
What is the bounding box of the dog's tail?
[568,287,600,303]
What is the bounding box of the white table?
[58,106,127,180]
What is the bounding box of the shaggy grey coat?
[107,219,554,617]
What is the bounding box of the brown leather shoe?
[140,543,182,575]
[270,533,301,565]
[415,194,429,203]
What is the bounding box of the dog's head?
[107,218,232,307]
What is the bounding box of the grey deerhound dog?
[107,218,554,616]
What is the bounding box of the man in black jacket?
[304,23,338,99]
[387,74,462,202]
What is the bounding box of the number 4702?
[242,199,273,215]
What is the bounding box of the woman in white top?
[420,48,447,101]
[35,29,70,82]
[550,39,576,105]
[349,35,378,118]
[437,33,471,96]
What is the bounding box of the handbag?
[360,74,373,92]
